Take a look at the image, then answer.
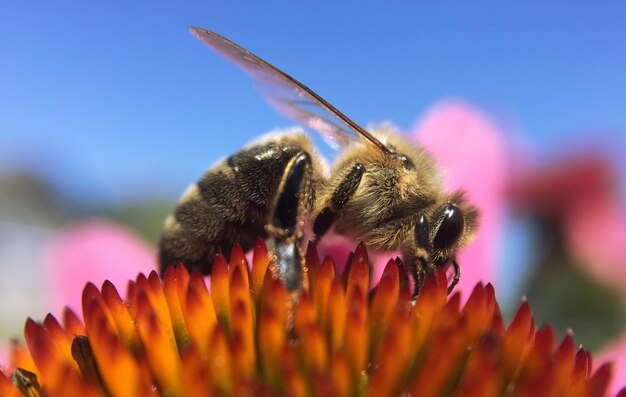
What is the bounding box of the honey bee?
[158,27,479,295]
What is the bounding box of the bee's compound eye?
[433,203,464,250]
[414,214,431,250]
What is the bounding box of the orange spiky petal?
[101,280,139,351]
[330,351,351,397]
[207,327,232,395]
[368,307,412,397]
[346,242,369,299]
[229,243,247,271]
[294,292,314,330]
[230,301,255,380]
[62,307,85,338]
[229,263,252,319]
[588,362,613,397]
[45,363,98,397]
[257,304,285,386]
[211,254,231,330]
[343,284,368,384]
[261,271,289,331]
[183,270,217,358]
[181,346,214,397]
[550,332,576,394]
[313,256,335,329]
[8,339,37,374]
[501,300,534,380]
[300,322,328,374]
[42,313,77,370]
[0,369,20,397]
[572,347,592,383]
[304,241,320,293]
[24,318,68,384]
[326,278,346,352]
[251,238,270,303]
[84,303,142,397]
[136,292,184,395]
[369,259,400,352]
[163,264,191,348]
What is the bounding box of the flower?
[0,240,619,397]
[43,219,156,317]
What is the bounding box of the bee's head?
[413,192,479,291]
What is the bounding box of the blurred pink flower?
[509,154,626,297]
[43,219,156,317]
[0,345,6,372]
[412,100,507,296]
[564,170,626,297]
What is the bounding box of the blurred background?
[1,0,626,374]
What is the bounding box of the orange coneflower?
[0,240,620,397]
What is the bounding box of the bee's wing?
[190,27,391,154]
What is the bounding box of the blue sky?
[1,2,625,203]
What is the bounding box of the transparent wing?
[190,27,391,154]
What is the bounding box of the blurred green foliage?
[104,201,174,245]
[513,220,626,351]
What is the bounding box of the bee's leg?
[313,163,365,240]
[272,152,311,238]
[265,152,312,292]
[447,258,461,294]
[413,257,460,296]
[412,256,437,299]
[409,213,431,297]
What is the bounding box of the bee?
[158,27,479,295]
